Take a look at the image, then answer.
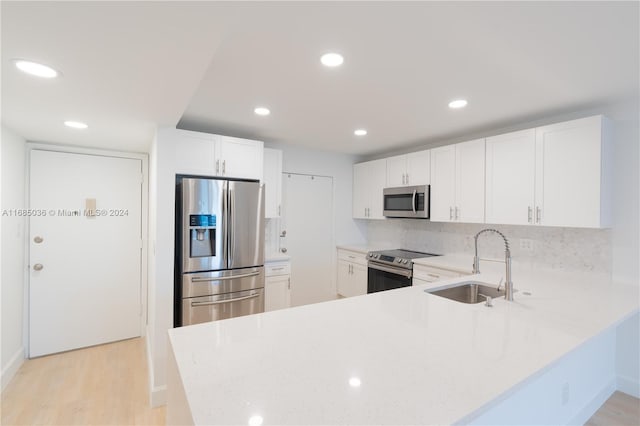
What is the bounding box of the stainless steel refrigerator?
[175,176,265,326]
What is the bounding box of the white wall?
[264,141,367,248]
[146,131,159,402]
[1,125,27,390]
[147,128,177,406]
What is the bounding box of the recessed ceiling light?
[248,415,263,426]
[64,121,88,129]
[448,99,468,109]
[14,60,59,78]
[354,129,367,136]
[349,377,362,387]
[320,53,344,67]
[254,107,270,116]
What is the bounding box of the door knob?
[34,236,44,244]
[33,264,44,271]
[281,248,287,253]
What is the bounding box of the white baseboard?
[617,374,640,398]
[1,347,25,391]
[569,378,616,425]
[151,384,167,407]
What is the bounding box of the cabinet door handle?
[216,159,220,174]
[222,160,226,175]
[455,206,459,220]
[278,205,281,216]
[406,173,409,184]
[288,278,290,290]
[527,206,533,224]
[449,207,453,220]
[536,206,541,224]
[348,255,356,259]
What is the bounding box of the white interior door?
[29,150,142,357]
[280,173,334,306]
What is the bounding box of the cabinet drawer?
[337,249,367,266]
[265,262,291,277]
[413,265,466,283]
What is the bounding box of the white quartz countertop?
[168,268,639,425]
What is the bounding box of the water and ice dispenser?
[189,214,216,257]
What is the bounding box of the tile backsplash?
[367,220,611,274]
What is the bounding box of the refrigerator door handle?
[222,181,230,268]
[191,292,260,307]
[228,183,235,267]
[191,271,261,282]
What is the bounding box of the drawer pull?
[427,273,440,278]
[191,292,260,307]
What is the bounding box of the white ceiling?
[2,2,638,155]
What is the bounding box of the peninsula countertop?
[167,267,638,425]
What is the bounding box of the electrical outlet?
[519,238,534,252]
[562,382,570,405]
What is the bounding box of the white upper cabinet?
[171,129,219,176]
[485,129,536,225]
[430,145,456,222]
[455,140,485,223]
[431,140,485,223]
[163,129,263,181]
[353,159,386,219]
[386,150,430,187]
[263,148,283,218]
[218,135,263,181]
[485,116,611,228]
[534,115,611,228]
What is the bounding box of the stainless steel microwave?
[383,185,430,218]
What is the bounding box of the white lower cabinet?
[413,264,467,284]
[265,261,291,312]
[336,249,368,297]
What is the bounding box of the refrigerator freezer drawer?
[182,267,264,298]
[182,288,265,326]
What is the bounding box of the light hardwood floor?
[0,337,165,426]
[586,391,640,426]
[1,337,638,425]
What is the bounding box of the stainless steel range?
[367,249,441,293]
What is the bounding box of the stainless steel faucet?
[472,229,514,301]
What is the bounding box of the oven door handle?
[368,262,412,278]
[412,189,417,214]
[191,292,260,307]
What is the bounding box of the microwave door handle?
[412,190,417,214]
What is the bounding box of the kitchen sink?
[426,281,505,304]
